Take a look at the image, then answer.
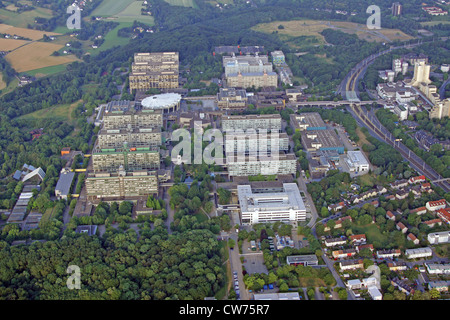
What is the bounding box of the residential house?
[410,207,427,215]
[324,237,347,247]
[424,263,450,275]
[339,259,364,271]
[328,202,345,213]
[428,281,450,292]
[408,175,426,185]
[376,185,387,195]
[376,249,401,259]
[396,222,408,234]
[422,218,443,228]
[391,278,415,295]
[356,244,374,253]
[395,190,409,200]
[390,179,409,190]
[332,249,357,259]
[349,234,367,245]
[407,233,420,245]
[426,199,447,212]
[386,211,396,221]
[437,208,450,224]
[405,247,433,259]
[387,261,408,271]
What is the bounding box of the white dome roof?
[141,93,181,109]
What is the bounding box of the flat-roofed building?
[102,101,163,130]
[271,51,286,66]
[223,54,273,76]
[97,127,162,149]
[225,131,289,154]
[237,183,306,225]
[222,114,282,132]
[290,112,327,131]
[253,292,300,300]
[55,169,75,200]
[339,259,364,271]
[425,263,450,274]
[226,152,297,177]
[92,147,160,173]
[85,170,158,199]
[428,231,450,244]
[226,71,278,89]
[405,247,433,259]
[286,255,318,266]
[217,88,248,111]
[346,151,370,172]
[301,130,345,154]
[129,52,179,91]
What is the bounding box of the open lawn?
[353,224,388,245]
[5,41,78,72]
[252,19,414,47]
[91,0,137,16]
[0,76,18,96]
[19,100,82,123]
[0,23,59,40]
[0,74,6,90]
[24,64,70,78]
[164,0,197,7]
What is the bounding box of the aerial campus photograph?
[0,0,449,314]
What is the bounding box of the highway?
[340,40,450,193]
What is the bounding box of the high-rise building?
[226,152,297,177]
[222,114,282,132]
[410,61,431,87]
[392,2,402,16]
[97,127,162,149]
[102,101,163,130]
[129,52,179,91]
[92,147,160,173]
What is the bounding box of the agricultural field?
[0,38,29,51]
[87,0,154,54]
[24,64,71,78]
[252,19,414,48]
[0,23,59,41]
[0,5,53,28]
[5,41,78,73]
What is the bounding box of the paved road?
[439,77,450,100]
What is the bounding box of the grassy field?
[0,23,60,40]
[164,0,197,8]
[0,76,18,96]
[19,100,82,123]
[87,1,154,54]
[0,74,6,90]
[91,0,137,16]
[252,19,414,47]
[353,224,388,245]
[5,42,78,72]
[24,64,71,78]
[0,6,53,28]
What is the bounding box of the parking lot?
[242,252,268,274]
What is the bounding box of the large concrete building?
[85,169,158,199]
[217,88,248,111]
[97,127,162,149]
[102,100,163,130]
[301,129,345,154]
[290,112,327,131]
[237,183,306,225]
[222,114,282,132]
[225,131,290,154]
[129,52,179,91]
[223,54,278,89]
[345,151,370,173]
[92,147,160,173]
[410,61,431,87]
[226,152,297,177]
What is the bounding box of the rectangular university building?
[222,114,282,132]
[237,183,306,225]
[226,152,297,177]
[92,147,160,173]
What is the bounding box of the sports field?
[5,42,78,73]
